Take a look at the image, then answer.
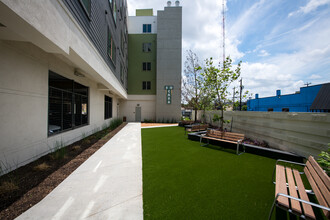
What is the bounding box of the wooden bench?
[269,156,330,219]
[185,124,209,134]
[199,129,245,155]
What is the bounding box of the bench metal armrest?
[275,159,306,167]
[271,159,306,183]
[276,193,330,211]
[269,193,330,219]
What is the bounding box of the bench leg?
[236,140,244,155]
[268,197,278,220]
[200,136,209,147]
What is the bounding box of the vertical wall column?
[156,6,182,121]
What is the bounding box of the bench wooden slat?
[286,167,302,214]
[203,136,238,145]
[308,156,330,191]
[276,165,289,208]
[305,167,330,217]
[293,169,315,219]
[306,161,330,207]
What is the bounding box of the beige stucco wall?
[0,41,118,174]
[119,95,156,122]
[0,0,127,99]
[195,110,330,157]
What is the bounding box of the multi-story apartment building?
[0,0,181,174]
[121,5,182,122]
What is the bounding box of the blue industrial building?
[247,83,330,112]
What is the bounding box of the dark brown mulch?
[0,122,127,220]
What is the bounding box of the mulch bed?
[0,122,127,220]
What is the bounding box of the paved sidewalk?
[17,123,143,220]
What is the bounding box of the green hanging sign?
[164,85,174,104]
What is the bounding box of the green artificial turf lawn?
[142,126,277,219]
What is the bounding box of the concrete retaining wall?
[194,110,330,157]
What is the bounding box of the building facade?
[0,0,182,174]
[247,83,330,112]
[120,6,182,122]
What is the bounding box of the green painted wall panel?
[128,34,157,94]
[136,9,153,16]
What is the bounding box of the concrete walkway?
[17,123,143,220]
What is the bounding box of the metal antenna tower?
[304,82,312,87]
[222,0,225,67]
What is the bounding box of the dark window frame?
[142,81,151,90]
[108,26,116,65]
[79,0,91,19]
[108,0,117,27]
[143,24,152,33]
[142,43,152,52]
[142,62,151,71]
[104,95,113,119]
[48,71,89,136]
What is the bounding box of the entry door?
[135,106,141,122]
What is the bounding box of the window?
[48,71,88,136]
[267,108,273,112]
[121,31,124,53]
[143,43,152,52]
[142,81,151,90]
[80,0,91,16]
[282,108,289,112]
[104,95,112,119]
[120,63,124,83]
[143,24,152,33]
[142,62,151,71]
[113,1,117,24]
[108,27,116,64]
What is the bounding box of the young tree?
[182,50,204,122]
[200,56,241,130]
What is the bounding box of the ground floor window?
[105,95,113,119]
[48,71,88,136]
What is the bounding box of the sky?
[127,0,330,98]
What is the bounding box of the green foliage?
[110,118,123,130]
[50,140,67,160]
[317,144,330,175]
[212,114,222,122]
[181,116,190,121]
[201,56,241,129]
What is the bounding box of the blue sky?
[127,0,330,98]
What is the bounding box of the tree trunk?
[221,108,224,131]
[194,109,197,122]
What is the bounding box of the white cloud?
[309,74,322,79]
[127,0,330,100]
[258,50,270,57]
[289,0,330,17]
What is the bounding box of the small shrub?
[82,139,91,145]
[110,118,123,130]
[50,141,67,160]
[317,145,330,175]
[0,181,19,196]
[72,145,81,151]
[34,162,50,171]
